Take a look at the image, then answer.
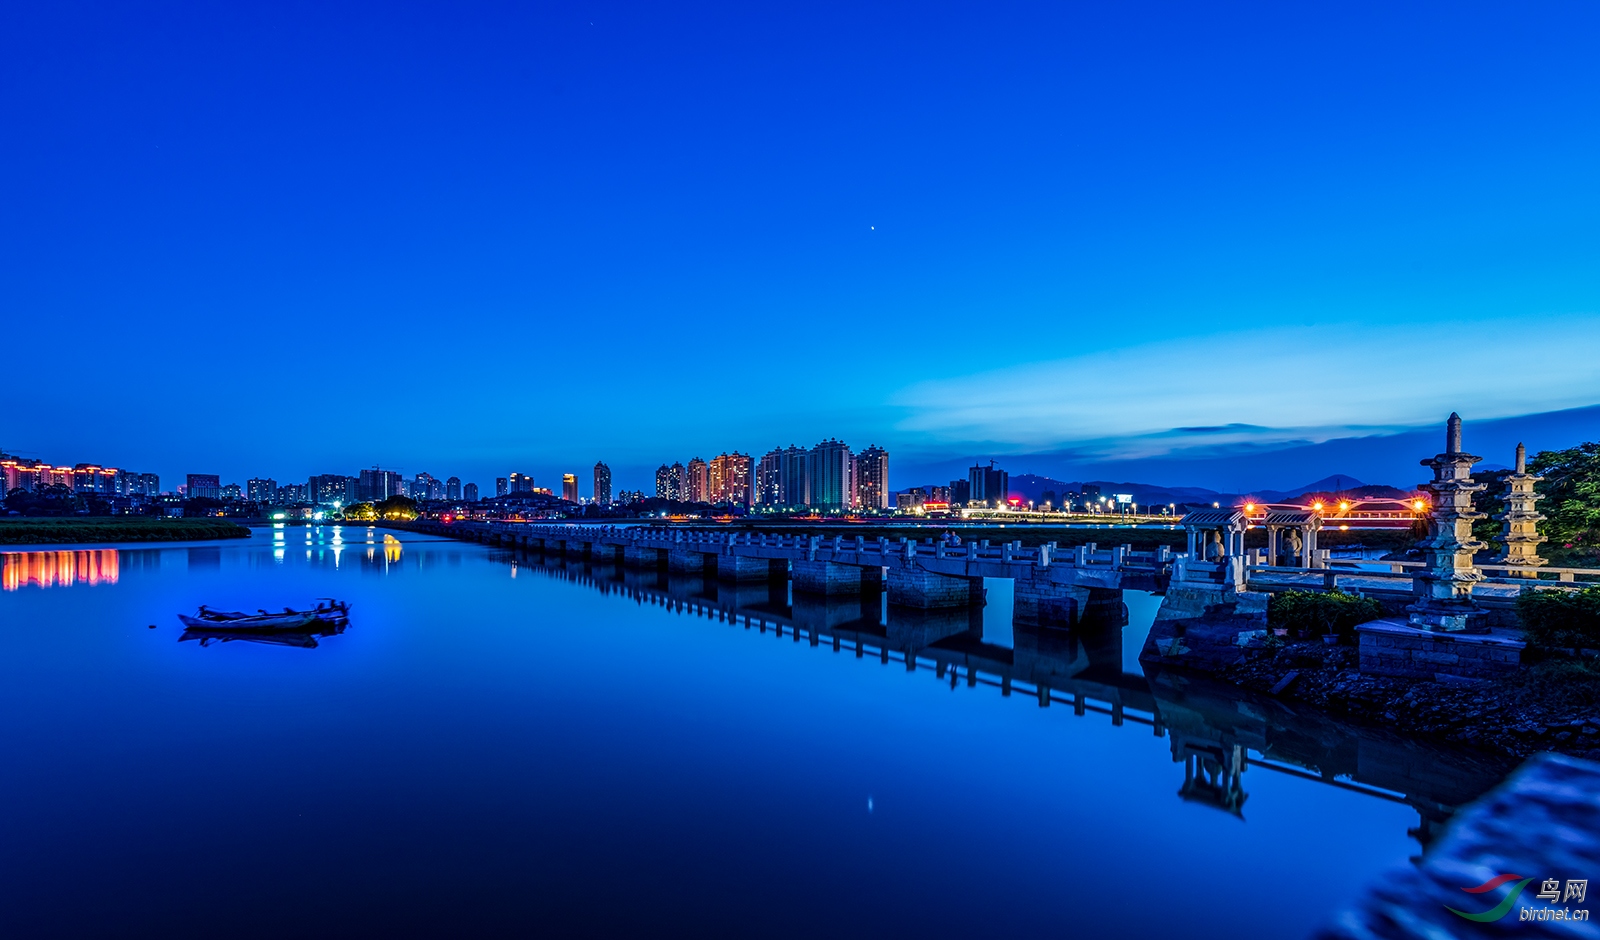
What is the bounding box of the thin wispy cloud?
[891,317,1600,457]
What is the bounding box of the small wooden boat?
[179,600,350,632]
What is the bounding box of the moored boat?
[178,600,349,632]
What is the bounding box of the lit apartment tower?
[756,450,783,506]
[593,462,612,506]
[686,458,708,503]
[128,472,159,497]
[666,462,685,500]
[464,482,479,501]
[806,440,852,510]
[508,472,535,494]
[495,477,508,497]
[446,477,461,500]
[359,468,403,502]
[562,473,579,502]
[309,474,357,506]
[186,474,221,500]
[221,483,243,501]
[969,460,1009,509]
[655,465,670,498]
[755,446,808,508]
[72,464,118,494]
[247,478,277,503]
[855,445,889,510]
[2,458,42,493]
[707,452,753,507]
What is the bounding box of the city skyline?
[6,5,1600,491]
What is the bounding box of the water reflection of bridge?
[500,549,1510,853]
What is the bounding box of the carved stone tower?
[1492,442,1547,579]
[1409,413,1486,632]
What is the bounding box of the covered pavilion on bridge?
[1180,508,1247,563]
[1260,507,1322,569]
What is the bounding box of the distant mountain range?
[891,403,1600,498]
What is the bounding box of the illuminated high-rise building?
[446,477,461,500]
[969,460,1009,509]
[495,477,508,498]
[593,462,612,506]
[855,445,889,510]
[562,473,579,502]
[310,474,357,506]
[655,465,670,499]
[464,482,479,501]
[806,440,852,511]
[359,468,402,502]
[686,458,708,503]
[247,478,277,503]
[708,452,753,507]
[186,474,221,501]
[508,472,535,494]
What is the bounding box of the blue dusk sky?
[4,2,1599,494]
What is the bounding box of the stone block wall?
[793,560,877,595]
[1356,618,1524,682]
[717,556,784,583]
[623,545,663,568]
[1139,587,1271,671]
[886,565,980,609]
[1013,574,1088,626]
[667,549,708,574]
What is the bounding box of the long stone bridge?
[405,520,1171,627]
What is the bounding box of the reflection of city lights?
[2,550,120,591]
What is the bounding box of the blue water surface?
[0,526,1487,938]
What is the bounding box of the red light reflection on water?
[1,549,120,591]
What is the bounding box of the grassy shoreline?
[0,518,252,546]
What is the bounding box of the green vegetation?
[1530,442,1600,566]
[1267,589,1383,642]
[0,518,251,545]
[1516,585,1600,657]
[344,502,378,522]
[375,495,419,521]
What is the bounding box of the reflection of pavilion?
[501,549,1511,852]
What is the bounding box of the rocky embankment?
[1200,641,1600,761]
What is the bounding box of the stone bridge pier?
[1013,575,1126,629]
[792,560,884,596]
[667,548,709,575]
[718,555,786,583]
[886,564,982,609]
[624,544,664,568]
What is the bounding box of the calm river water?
[0,526,1509,938]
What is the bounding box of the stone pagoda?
[1409,413,1487,632]
[1492,442,1547,578]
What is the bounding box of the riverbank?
[1175,641,1600,762]
[0,518,252,545]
